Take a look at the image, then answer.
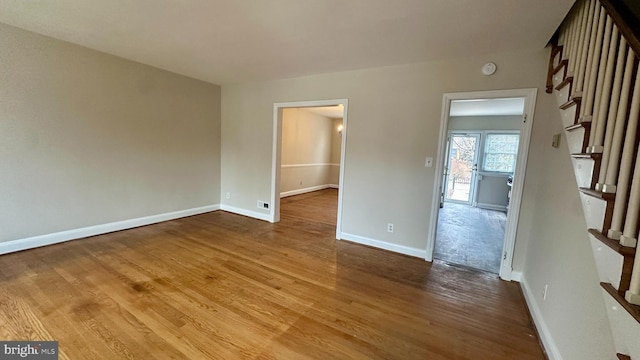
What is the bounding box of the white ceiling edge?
[0,0,575,84]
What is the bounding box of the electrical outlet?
[543,284,549,300]
[225,192,231,200]
[387,223,394,233]
[257,201,270,210]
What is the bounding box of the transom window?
[483,133,519,173]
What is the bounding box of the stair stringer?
[557,86,640,360]
[603,291,640,358]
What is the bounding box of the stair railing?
[549,0,640,308]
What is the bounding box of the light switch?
[552,133,561,148]
[425,157,433,168]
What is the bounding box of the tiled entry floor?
[434,202,507,274]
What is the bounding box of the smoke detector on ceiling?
[482,62,497,76]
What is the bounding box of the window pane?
[483,133,519,172]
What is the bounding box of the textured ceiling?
[0,0,574,84]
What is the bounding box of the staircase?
[547,0,640,358]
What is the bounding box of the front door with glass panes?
[443,132,481,205]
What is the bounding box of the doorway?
[270,99,349,239]
[443,132,481,205]
[427,89,537,281]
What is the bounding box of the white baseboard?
[220,204,272,222]
[511,271,523,282]
[519,275,563,360]
[477,202,508,212]
[0,204,220,255]
[280,184,332,198]
[329,184,339,189]
[340,232,428,258]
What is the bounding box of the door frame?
[443,131,482,206]
[270,99,349,239]
[426,88,537,281]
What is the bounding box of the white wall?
[476,175,510,208]
[520,112,616,359]
[330,118,343,185]
[221,47,615,359]
[0,23,221,243]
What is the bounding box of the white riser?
[553,68,564,88]
[572,157,595,188]
[589,233,624,290]
[565,127,587,154]
[553,71,571,106]
[602,290,640,358]
[579,192,608,232]
[560,104,579,128]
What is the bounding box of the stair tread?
[555,76,574,91]
[552,59,568,76]
[580,187,614,200]
[551,45,563,57]
[588,228,635,256]
[572,153,602,159]
[560,96,582,110]
[565,121,590,131]
[601,282,640,324]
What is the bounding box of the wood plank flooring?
[0,189,545,359]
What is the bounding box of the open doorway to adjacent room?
[271,100,348,239]
[427,89,537,280]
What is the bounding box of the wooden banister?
[600,0,640,57]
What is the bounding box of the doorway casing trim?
[426,88,537,281]
[271,99,349,239]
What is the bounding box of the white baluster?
[569,0,588,76]
[596,31,624,190]
[574,0,597,97]
[627,249,640,305]
[563,11,574,68]
[607,51,638,240]
[580,4,604,119]
[566,17,575,61]
[559,23,566,46]
[588,15,614,150]
[619,71,640,248]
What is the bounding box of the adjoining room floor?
[0,192,542,359]
[280,188,338,226]
[434,202,507,274]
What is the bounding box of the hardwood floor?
[280,189,338,226]
[0,189,545,359]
